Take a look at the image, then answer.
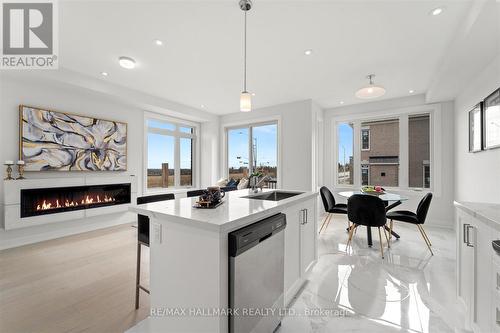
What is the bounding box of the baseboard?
[0,213,135,250]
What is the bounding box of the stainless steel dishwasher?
[229,213,286,333]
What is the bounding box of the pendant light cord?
[243,9,247,92]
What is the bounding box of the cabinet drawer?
[494,293,500,332]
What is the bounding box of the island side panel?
[149,217,228,333]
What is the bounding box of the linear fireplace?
[20,183,131,218]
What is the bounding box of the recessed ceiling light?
[154,39,163,46]
[409,89,415,94]
[430,7,443,16]
[200,104,205,108]
[118,56,136,69]
[251,92,256,96]
[304,49,313,56]
[101,72,108,77]
[340,101,344,105]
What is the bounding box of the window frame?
[361,127,371,151]
[361,165,370,186]
[331,104,440,195]
[222,117,281,187]
[143,111,200,194]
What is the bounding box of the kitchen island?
[127,188,318,333]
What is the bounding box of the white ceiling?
[57,0,476,115]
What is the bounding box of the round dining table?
[338,191,409,247]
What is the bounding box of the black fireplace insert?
[20,183,131,218]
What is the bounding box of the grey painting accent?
[20,106,127,171]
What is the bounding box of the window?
[409,114,430,188]
[337,123,353,185]
[361,128,370,150]
[228,128,250,180]
[360,119,399,187]
[361,165,369,185]
[423,164,430,189]
[146,117,197,190]
[227,122,278,183]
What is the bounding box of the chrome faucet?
[252,175,271,193]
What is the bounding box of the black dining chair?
[386,193,433,255]
[318,186,348,234]
[347,194,389,258]
[187,189,206,198]
[135,193,175,309]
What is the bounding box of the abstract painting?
[20,105,127,171]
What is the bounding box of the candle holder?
[4,162,14,180]
[16,161,25,180]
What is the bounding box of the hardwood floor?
[0,224,150,333]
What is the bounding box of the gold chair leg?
[378,227,384,259]
[383,225,390,248]
[389,220,393,242]
[419,225,432,246]
[318,213,330,234]
[417,225,433,256]
[346,223,356,250]
[324,213,333,232]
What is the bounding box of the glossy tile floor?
[279,214,467,333]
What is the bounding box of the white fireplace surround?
[3,175,137,230]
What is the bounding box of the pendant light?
[239,0,252,112]
[355,74,386,99]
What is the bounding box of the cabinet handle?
[305,209,308,224]
[463,223,470,244]
[466,225,474,247]
[300,209,307,225]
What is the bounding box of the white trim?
[143,111,200,195]
[221,116,282,188]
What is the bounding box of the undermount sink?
[241,191,304,201]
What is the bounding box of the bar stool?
[135,193,175,309]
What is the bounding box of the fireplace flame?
[36,194,116,212]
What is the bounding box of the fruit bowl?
[361,186,385,194]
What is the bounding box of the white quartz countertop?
[129,189,317,233]
[454,201,500,231]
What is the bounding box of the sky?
[228,124,277,169]
[338,123,353,165]
[147,122,277,170]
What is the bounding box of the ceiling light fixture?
[118,56,136,69]
[355,74,386,99]
[409,89,415,94]
[239,0,252,112]
[201,104,206,108]
[340,101,344,105]
[154,39,163,46]
[101,72,108,76]
[430,7,443,16]
[304,49,313,56]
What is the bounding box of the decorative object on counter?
[483,88,500,150]
[4,161,14,180]
[237,177,249,190]
[19,105,127,171]
[194,186,225,209]
[16,160,25,180]
[469,102,483,152]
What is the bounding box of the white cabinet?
[283,197,317,305]
[456,208,498,333]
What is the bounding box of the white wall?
[454,55,500,204]
[219,100,316,191]
[323,95,456,228]
[0,74,215,249]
